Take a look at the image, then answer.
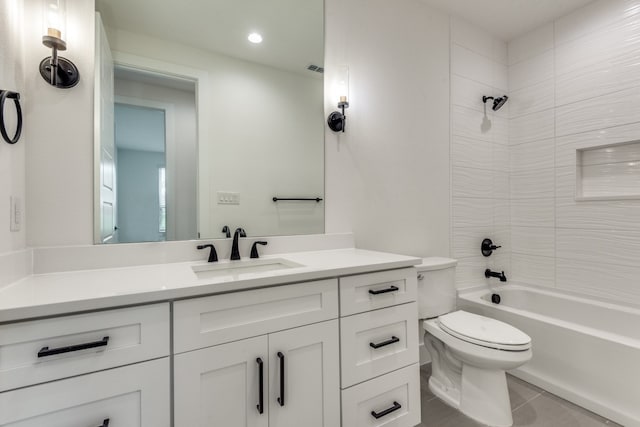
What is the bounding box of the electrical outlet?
[217,191,240,205]
[10,196,21,232]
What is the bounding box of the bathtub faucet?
[485,269,507,282]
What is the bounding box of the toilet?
[417,258,532,427]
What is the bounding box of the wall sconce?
[327,66,349,132]
[39,0,80,89]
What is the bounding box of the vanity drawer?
[0,303,170,392]
[173,279,338,353]
[340,302,419,388]
[0,357,169,426]
[342,363,421,427]
[340,268,417,316]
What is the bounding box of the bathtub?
[458,285,640,427]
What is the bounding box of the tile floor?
[418,364,621,427]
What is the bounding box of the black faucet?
[250,241,268,259]
[231,228,247,260]
[485,269,507,282]
[222,225,231,238]
[197,244,218,263]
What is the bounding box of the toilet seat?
[438,310,531,351]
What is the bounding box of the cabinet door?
[0,358,169,427]
[174,335,269,427]
[268,320,340,427]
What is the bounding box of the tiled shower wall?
[507,0,640,305]
[450,18,511,289]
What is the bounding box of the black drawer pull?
[368,286,399,295]
[97,419,110,427]
[370,336,400,349]
[371,401,402,419]
[256,357,264,414]
[38,336,109,358]
[277,352,285,406]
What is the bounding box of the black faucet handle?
[250,241,268,259]
[222,226,231,238]
[235,227,247,238]
[481,238,501,257]
[197,244,218,263]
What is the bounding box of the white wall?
[508,0,640,305]
[449,18,509,289]
[0,0,26,253]
[324,0,451,258]
[23,0,95,247]
[107,28,324,239]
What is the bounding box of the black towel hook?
[0,90,22,145]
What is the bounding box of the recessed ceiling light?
[248,33,263,44]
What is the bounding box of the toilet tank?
[417,257,458,319]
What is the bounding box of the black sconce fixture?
[39,0,80,89]
[327,66,349,132]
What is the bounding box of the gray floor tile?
[507,374,543,411]
[418,392,484,427]
[512,392,608,427]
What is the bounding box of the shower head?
[482,95,509,111]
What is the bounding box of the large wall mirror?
[94,0,325,244]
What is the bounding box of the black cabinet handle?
[369,286,399,295]
[276,352,285,407]
[370,336,400,349]
[97,419,110,427]
[38,336,109,358]
[371,401,402,419]
[256,357,264,414]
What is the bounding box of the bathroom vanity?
[0,248,421,427]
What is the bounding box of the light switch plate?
[217,191,240,205]
[10,196,21,232]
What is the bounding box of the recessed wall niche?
[576,141,640,200]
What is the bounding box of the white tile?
[489,252,511,278]
[508,23,554,66]
[512,226,555,258]
[556,258,640,305]
[492,61,508,93]
[511,253,555,287]
[493,199,510,229]
[510,138,555,171]
[452,198,493,229]
[556,86,640,137]
[493,171,509,200]
[451,17,494,59]
[492,116,508,145]
[493,38,508,66]
[452,44,494,87]
[492,227,511,254]
[452,167,493,199]
[451,75,493,112]
[509,79,554,119]
[511,168,555,199]
[557,228,640,268]
[557,197,640,230]
[452,136,493,170]
[556,17,640,106]
[452,105,493,142]
[509,110,555,145]
[452,228,493,259]
[455,256,491,290]
[556,122,640,167]
[555,166,577,199]
[580,162,640,198]
[508,50,554,92]
[511,198,555,228]
[493,142,509,170]
[581,141,640,165]
[554,0,639,45]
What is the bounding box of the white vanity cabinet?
[173,279,340,427]
[339,268,421,427]
[174,320,339,427]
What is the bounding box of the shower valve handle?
[481,238,501,257]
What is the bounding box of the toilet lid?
[438,310,531,351]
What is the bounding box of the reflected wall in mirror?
[94,0,325,244]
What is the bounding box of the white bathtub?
[458,285,640,427]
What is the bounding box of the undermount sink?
[191,258,303,279]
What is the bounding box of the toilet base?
[459,365,513,427]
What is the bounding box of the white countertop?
[0,248,420,323]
